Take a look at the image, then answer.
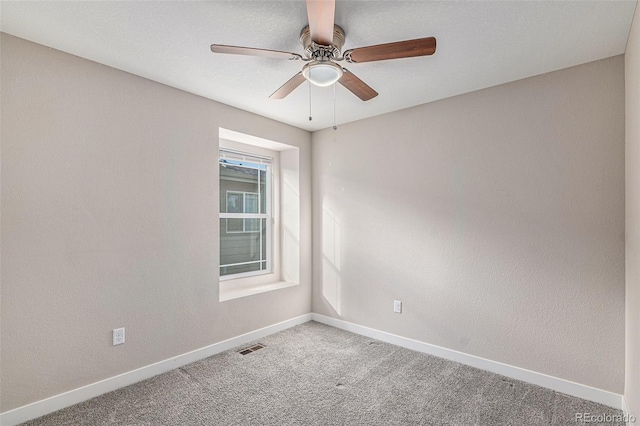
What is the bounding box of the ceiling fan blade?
[270,72,307,99]
[306,0,336,45]
[339,69,378,101]
[344,37,436,63]
[211,44,302,61]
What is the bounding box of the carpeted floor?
[22,321,623,425]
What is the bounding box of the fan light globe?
[302,61,343,87]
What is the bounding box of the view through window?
[219,150,272,278]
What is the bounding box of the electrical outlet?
[394,300,402,314]
[113,327,125,346]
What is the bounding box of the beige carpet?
[22,321,623,425]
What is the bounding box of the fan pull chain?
[332,83,337,130]
[308,77,312,121]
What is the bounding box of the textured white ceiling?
[1,1,637,131]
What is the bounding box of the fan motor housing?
[300,25,345,59]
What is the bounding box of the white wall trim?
[622,396,637,426]
[311,313,624,410]
[0,314,313,426]
[3,313,625,425]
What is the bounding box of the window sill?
[219,279,298,302]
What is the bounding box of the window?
[219,149,272,279]
[218,127,301,302]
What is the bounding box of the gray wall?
[312,56,625,393]
[626,4,640,418]
[0,33,312,411]
[0,30,629,413]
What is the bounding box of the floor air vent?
[238,343,266,355]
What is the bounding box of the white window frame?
[219,150,272,281]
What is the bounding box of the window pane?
[221,262,262,276]
[244,193,258,214]
[219,160,263,213]
[260,169,267,214]
[220,218,268,277]
[226,218,243,233]
[244,217,260,232]
[226,192,243,213]
[261,220,267,263]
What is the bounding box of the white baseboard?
[311,313,624,410]
[2,312,625,425]
[622,396,637,426]
[0,313,313,426]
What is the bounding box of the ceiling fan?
[210,0,436,102]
